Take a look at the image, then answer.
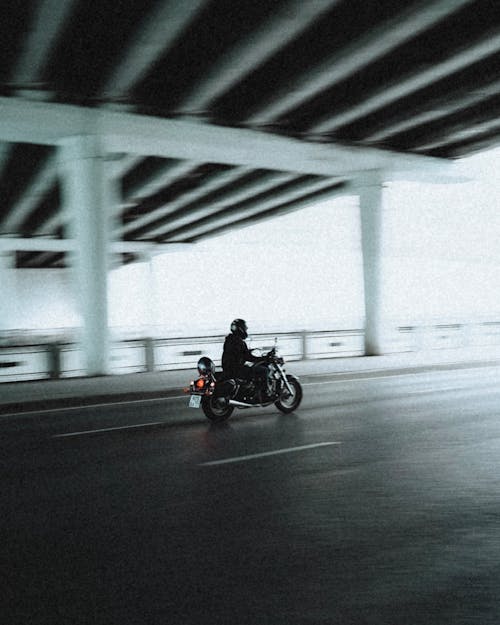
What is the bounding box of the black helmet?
[197,357,215,376]
[231,318,248,339]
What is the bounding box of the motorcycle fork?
[277,364,294,395]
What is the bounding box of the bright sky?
[106,146,500,336]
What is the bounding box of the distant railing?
[1,322,500,382]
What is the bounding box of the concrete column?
[144,253,157,371]
[144,253,158,333]
[0,250,17,334]
[357,171,385,356]
[107,169,123,272]
[59,135,112,376]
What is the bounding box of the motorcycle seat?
[215,370,250,386]
[214,370,234,382]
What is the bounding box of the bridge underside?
[0,0,498,269]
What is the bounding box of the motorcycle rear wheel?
[202,395,234,422]
[275,376,302,414]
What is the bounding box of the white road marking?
[304,379,464,394]
[48,381,494,439]
[410,387,460,394]
[1,394,185,419]
[199,441,341,466]
[52,421,165,438]
[304,372,468,385]
[3,364,496,420]
[303,363,498,385]
[304,378,384,386]
[304,374,423,384]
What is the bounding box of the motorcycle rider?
[222,319,271,400]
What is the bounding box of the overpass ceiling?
[1,0,499,268]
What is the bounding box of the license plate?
[189,394,202,408]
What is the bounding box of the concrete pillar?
[59,135,112,376]
[137,252,157,371]
[0,250,17,334]
[144,253,158,334]
[107,169,123,273]
[357,171,385,356]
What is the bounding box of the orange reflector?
[196,379,205,388]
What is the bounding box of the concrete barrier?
[1,323,499,382]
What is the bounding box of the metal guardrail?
[1,323,499,382]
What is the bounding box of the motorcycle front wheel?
[275,376,302,414]
[201,395,234,422]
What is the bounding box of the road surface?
[2,365,500,624]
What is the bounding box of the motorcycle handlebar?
[265,348,283,365]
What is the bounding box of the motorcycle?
[184,342,303,422]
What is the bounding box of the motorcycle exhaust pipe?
[228,399,274,408]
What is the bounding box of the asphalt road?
[2,365,500,625]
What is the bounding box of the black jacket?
[222,332,259,375]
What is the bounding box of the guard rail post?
[301,330,308,360]
[47,342,61,379]
[144,337,155,372]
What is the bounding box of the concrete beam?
[32,153,137,236]
[21,250,61,268]
[0,143,13,200]
[0,236,193,254]
[446,134,500,158]
[179,0,337,112]
[35,160,201,237]
[188,181,347,242]
[102,0,209,99]
[144,171,298,239]
[10,0,78,88]
[414,117,500,153]
[246,0,474,125]
[310,29,500,135]
[0,97,456,179]
[1,154,57,232]
[32,211,63,237]
[365,76,500,143]
[123,159,199,204]
[166,177,344,241]
[0,142,12,172]
[112,154,144,178]
[119,166,253,236]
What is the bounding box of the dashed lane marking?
[199,441,341,466]
[5,365,496,420]
[0,371,471,418]
[52,421,166,438]
[1,395,185,419]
